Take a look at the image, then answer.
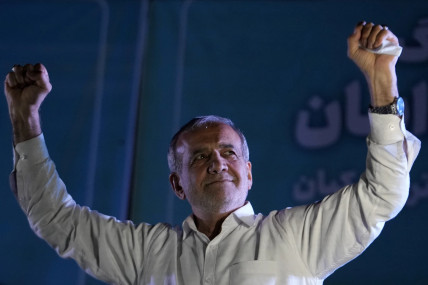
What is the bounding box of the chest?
[141,221,312,284]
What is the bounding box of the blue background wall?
[0,1,427,284]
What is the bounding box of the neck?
[192,207,239,240]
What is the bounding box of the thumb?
[4,72,18,97]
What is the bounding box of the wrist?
[11,111,42,144]
[369,96,404,117]
[365,69,398,106]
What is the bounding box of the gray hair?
[167,115,250,173]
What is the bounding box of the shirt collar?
[231,201,257,227]
[182,202,257,239]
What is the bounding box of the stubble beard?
[192,183,248,215]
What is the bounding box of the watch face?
[397,97,405,115]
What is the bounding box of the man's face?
[170,123,252,216]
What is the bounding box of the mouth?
[206,179,233,186]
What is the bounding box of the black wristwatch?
[369,97,404,116]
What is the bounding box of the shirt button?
[389,124,395,130]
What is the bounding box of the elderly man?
[5,22,420,284]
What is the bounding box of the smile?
[206,179,233,185]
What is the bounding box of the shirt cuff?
[14,134,50,171]
[368,113,405,145]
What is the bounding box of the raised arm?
[4,63,51,144]
[278,22,420,279]
[4,64,165,284]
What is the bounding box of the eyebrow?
[219,143,236,149]
[190,143,237,156]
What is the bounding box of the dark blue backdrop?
[1,1,427,284]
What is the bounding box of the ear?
[246,161,253,190]
[169,173,186,200]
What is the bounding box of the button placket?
[203,243,218,284]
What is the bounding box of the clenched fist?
[347,22,400,107]
[4,63,52,143]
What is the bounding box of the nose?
[208,152,228,174]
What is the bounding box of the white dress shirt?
[11,114,420,285]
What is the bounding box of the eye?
[192,153,208,163]
[224,150,237,157]
[195,153,207,160]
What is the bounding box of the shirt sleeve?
[11,134,168,284]
[277,113,421,279]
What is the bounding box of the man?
[4,22,420,284]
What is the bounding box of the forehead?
[176,123,242,154]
